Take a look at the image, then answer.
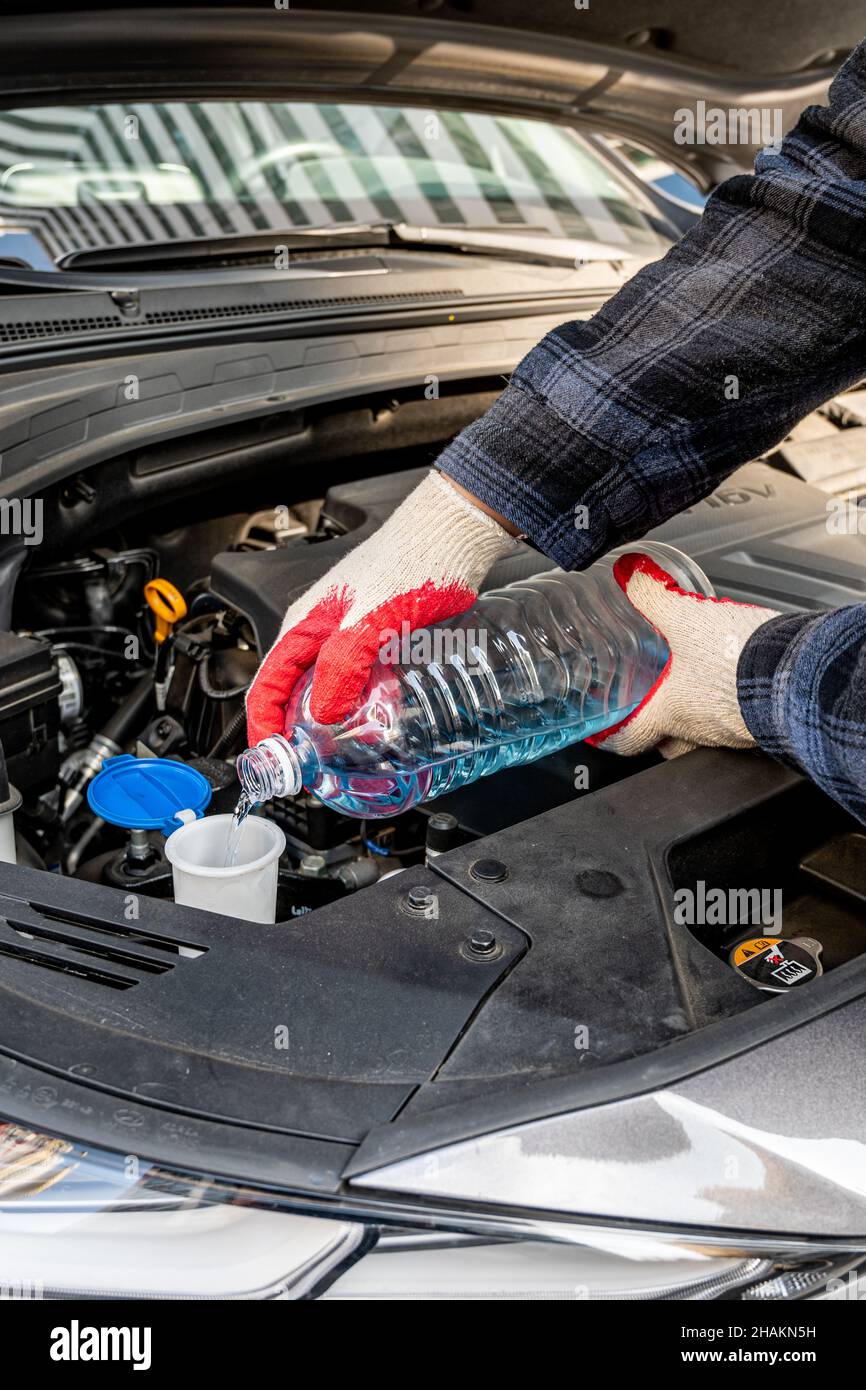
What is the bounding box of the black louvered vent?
[0,288,464,343]
[0,314,123,343]
[0,898,206,990]
[142,288,462,324]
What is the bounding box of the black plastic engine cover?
[411,749,852,1115]
[0,863,524,1145]
[211,460,866,652]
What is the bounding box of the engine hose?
[102,672,154,745]
[208,706,248,760]
[198,659,249,701]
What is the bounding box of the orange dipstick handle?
[144,578,187,644]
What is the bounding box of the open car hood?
[0,3,857,177]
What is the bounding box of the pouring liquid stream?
[224,790,255,867]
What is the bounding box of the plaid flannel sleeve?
[436,39,866,820]
[435,40,866,571]
[738,608,866,825]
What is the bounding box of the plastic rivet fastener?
[470,858,508,883]
[575,869,623,898]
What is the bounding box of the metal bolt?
[406,884,436,913]
[470,857,508,883]
[468,927,497,956]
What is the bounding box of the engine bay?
[9,429,866,909]
[3,403,866,1157]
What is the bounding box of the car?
[0,0,864,1306]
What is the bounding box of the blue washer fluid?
[237,542,714,818]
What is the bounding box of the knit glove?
[589,553,779,759]
[246,471,517,740]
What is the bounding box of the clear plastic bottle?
[237,542,713,818]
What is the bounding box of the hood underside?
[0,3,857,171]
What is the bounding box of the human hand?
[246,471,516,742]
[589,553,779,758]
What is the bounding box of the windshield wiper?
[390,222,640,267]
[0,220,639,297]
[0,224,395,293]
[57,224,395,273]
[51,221,638,275]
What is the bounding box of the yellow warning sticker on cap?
[731,937,781,966]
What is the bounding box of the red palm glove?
[589,553,778,758]
[246,471,516,742]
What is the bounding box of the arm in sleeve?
[737,607,866,825]
[436,41,866,569]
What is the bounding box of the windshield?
[0,101,669,261]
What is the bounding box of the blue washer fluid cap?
[87,755,212,836]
